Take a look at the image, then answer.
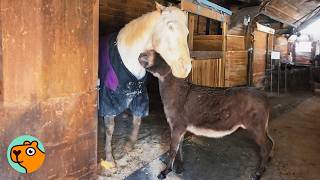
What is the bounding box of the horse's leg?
[158,127,186,179]
[102,116,115,168]
[125,116,141,151]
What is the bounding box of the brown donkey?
[138,51,274,180]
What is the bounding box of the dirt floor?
[98,91,320,180]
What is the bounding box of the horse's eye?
[26,147,36,156]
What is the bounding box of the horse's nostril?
[13,150,21,156]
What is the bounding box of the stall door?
[0,0,98,179]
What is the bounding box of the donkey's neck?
[117,11,161,80]
[158,74,190,111]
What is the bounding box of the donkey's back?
[183,86,270,138]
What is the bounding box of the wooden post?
[188,14,195,50]
[221,21,228,87]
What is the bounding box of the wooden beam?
[181,0,230,23]
[222,21,228,87]
[190,51,223,59]
[188,14,195,50]
[256,22,275,34]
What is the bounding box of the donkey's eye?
[26,147,36,156]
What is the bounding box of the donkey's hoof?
[173,165,184,174]
[157,172,167,179]
[251,173,262,180]
[159,153,169,164]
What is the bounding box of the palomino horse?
[99,3,192,169]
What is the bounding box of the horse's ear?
[155,2,165,12]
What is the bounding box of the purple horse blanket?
[99,33,149,118]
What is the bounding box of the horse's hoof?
[100,159,115,170]
[157,172,167,179]
[124,142,134,152]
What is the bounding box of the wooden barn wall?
[190,59,224,87]
[193,35,245,51]
[253,31,269,88]
[190,35,247,87]
[225,51,248,87]
[274,35,288,60]
[0,0,98,179]
[99,0,164,35]
[194,16,221,35]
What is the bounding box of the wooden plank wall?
[193,35,245,51]
[191,59,224,87]
[274,35,288,60]
[0,1,98,179]
[194,35,223,51]
[225,51,248,87]
[190,35,247,87]
[194,16,221,35]
[253,31,268,88]
[99,0,164,34]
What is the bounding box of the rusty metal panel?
[0,0,99,179]
[0,11,3,103]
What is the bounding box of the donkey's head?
[151,2,191,79]
[139,50,171,80]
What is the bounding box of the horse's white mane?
[117,11,161,47]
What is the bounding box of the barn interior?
[0,0,319,179]
[98,0,320,179]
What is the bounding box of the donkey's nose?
[13,150,21,157]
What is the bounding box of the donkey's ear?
[155,2,165,12]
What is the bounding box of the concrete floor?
[99,91,320,180]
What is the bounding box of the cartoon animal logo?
[7,135,45,173]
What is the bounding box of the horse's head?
[151,2,192,78]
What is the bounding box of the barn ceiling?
[224,0,320,33]
[262,0,320,28]
[166,0,320,29]
[100,0,319,34]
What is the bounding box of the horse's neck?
[117,11,161,80]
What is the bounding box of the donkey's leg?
[125,116,142,151]
[172,140,184,174]
[103,116,115,167]
[251,129,274,180]
[158,127,186,179]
